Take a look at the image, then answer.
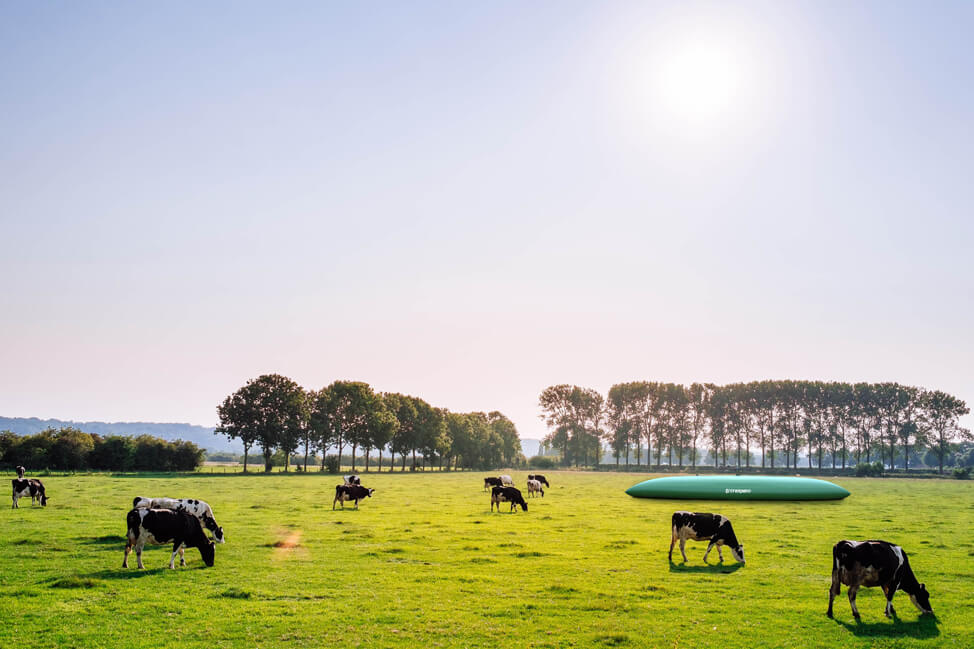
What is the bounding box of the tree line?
[216,374,523,472]
[539,381,970,474]
[0,427,205,472]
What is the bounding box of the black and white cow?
[483,477,503,491]
[828,540,933,620]
[527,473,550,487]
[490,486,527,512]
[133,497,224,543]
[526,479,544,498]
[16,465,25,479]
[123,508,215,569]
[499,474,514,486]
[669,511,745,564]
[333,484,374,510]
[343,474,361,486]
[11,478,47,508]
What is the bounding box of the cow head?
[198,541,215,567]
[911,584,933,614]
[519,500,527,512]
[203,515,225,543]
[367,488,375,497]
[731,544,745,564]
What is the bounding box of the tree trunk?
[303,439,310,472]
[351,444,357,471]
[242,444,250,473]
[365,448,370,472]
[263,446,272,473]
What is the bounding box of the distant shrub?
[855,461,884,477]
[528,455,555,469]
[323,455,340,474]
[952,467,971,480]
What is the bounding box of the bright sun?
[653,39,747,125]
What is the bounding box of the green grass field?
[2,471,972,648]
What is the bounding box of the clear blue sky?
[2,1,971,439]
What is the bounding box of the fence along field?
[1,471,971,649]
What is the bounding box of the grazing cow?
[483,477,503,491]
[16,466,25,479]
[499,474,515,486]
[333,484,374,510]
[528,473,550,487]
[669,511,745,564]
[526,479,544,498]
[490,486,527,512]
[343,474,361,485]
[123,508,215,569]
[828,540,933,620]
[11,478,47,508]
[133,497,224,543]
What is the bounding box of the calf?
[669,511,745,564]
[828,540,933,620]
[123,508,215,569]
[526,479,544,498]
[343,474,361,485]
[483,477,503,491]
[527,473,550,487]
[333,484,374,510]
[499,474,515,486]
[490,486,527,512]
[11,478,47,508]
[133,497,224,543]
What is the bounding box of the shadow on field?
[79,535,127,545]
[76,567,177,580]
[668,561,743,574]
[834,615,939,639]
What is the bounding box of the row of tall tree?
[0,428,205,472]
[539,381,970,474]
[216,374,522,472]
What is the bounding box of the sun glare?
[653,38,748,126]
[656,41,744,122]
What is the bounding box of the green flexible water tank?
[625,475,850,501]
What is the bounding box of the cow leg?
[882,584,897,618]
[668,530,677,562]
[716,544,725,563]
[136,542,146,570]
[179,545,186,567]
[11,494,17,509]
[680,538,689,563]
[827,571,840,618]
[702,540,713,563]
[848,585,861,620]
[123,540,132,568]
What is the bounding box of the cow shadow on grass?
[78,534,127,545]
[668,560,743,574]
[80,566,207,581]
[834,614,939,639]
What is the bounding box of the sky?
[2,1,972,441]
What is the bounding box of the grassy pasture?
[1,472,971,649]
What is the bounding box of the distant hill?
[0,416,240,453]
[2,416,539,458]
